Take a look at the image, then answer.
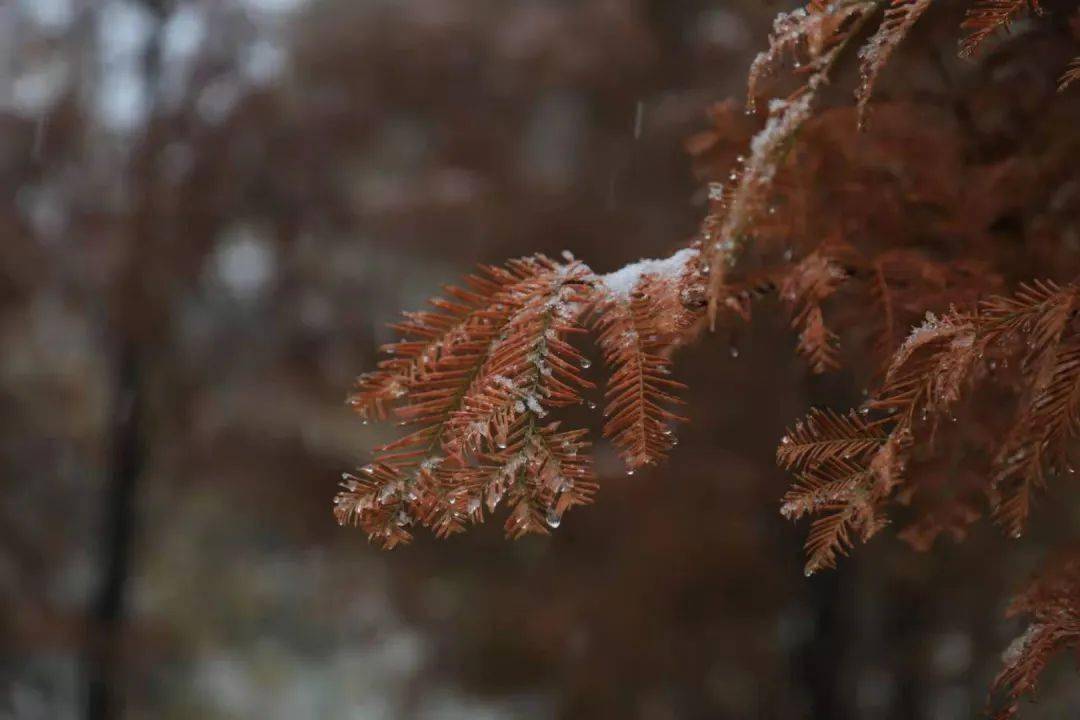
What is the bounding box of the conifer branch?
[1060,56,1080,91]
[779,242,857,373]
[777,408,888,471]
[340,249,706,544]
[779,281,1080,572]
[336,255,598,546]
[959,0,1042,57]
[779,413,910,574]
[338,0,1080,710]
[594,248,706,470]
[992,554,1080,718]
[896,498,982,551]
[871,310,981,430]
[707,0,880,327]
[856,0,935,127]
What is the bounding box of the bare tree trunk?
[86,344,143,720]
[85,3,166,716]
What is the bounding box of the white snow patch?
[600,248,698,301]
[1001,624,1039,666]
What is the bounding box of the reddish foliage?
[344,2,1080,713]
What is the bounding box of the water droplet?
[626,469,635,476]
[730,346,739,358]
[360,418,369,426]
[580,359,592,369]
[497,440,508,450]
[780,435,790,445]
[546,508,562,528]
[804,568,814,577]
[587,400,597,410]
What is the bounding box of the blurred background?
[3,0,1080,718]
